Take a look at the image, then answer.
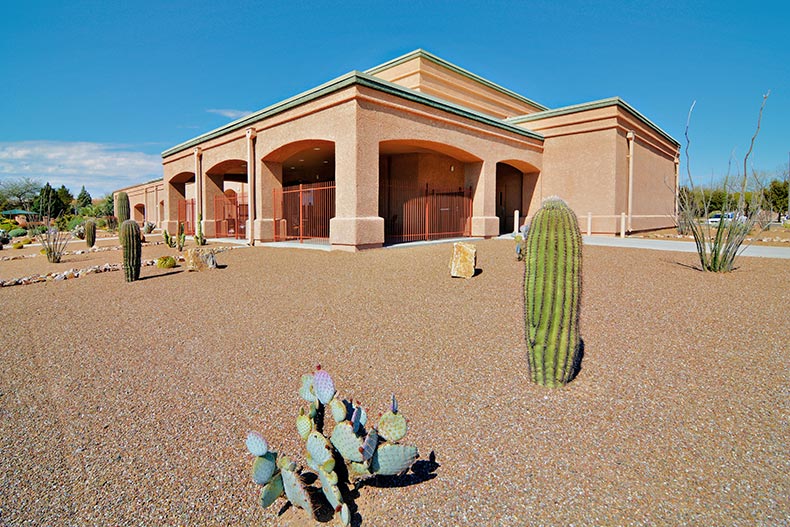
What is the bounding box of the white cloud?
[207,108,252,119]
[0,141,162,197]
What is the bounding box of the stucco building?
[119,49,680,250]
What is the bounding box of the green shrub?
[8,228,27,238]
[67,215,84,231]
[12,242,23,249]
[55,216,69,232]
[21,238,32,245]
[0,220,17,232]
[97,218,108,229]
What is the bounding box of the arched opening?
[496,161,539,234]
[133,204,145,223]
[205,159,248,238]
[158,200,164,227]
[169,172,196,235]
[264,140,336,242]
[379,140,478,243]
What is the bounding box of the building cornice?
[507,97,679,147]
[161,70,544,158]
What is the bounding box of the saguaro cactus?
[120,219,142,282]
[115,192,130,223]
[85,219,96,248]
[524,197,582,387]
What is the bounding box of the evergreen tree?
[56,185,74,214]
[76,186,92,208]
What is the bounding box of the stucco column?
[164,179,185,234]
[256,160,281,241]
[202,173,223,237]
[194,148,203,223]
[246,128,257,245]
[466,160,499,237]
[330,133,384,250]
[626,130,635,232]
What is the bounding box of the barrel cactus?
[115,192,130,223]
[85,219,96,248]
[119,219,142,282]
[524,197,582,387]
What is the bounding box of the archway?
[205,159,248,238]
[133,204,145,223]
[263,140,336,242]
[379,140,478,243]
[496,161,539,234]
[169,171,196,235]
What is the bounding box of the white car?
[706,212,735,225]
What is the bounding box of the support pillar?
[330,134,384,250]
[246,128,257,245]
[465,161,499,237]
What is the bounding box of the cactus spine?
[115,192,130,223]
[85,219,96,248]
[120,219,142,282]
[524,197,582,387]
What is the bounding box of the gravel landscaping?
[1,238,787,526]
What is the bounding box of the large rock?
[449,242,476,279]
[185,248,218,271]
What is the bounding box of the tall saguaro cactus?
[524,197,583,387]
[120,219,142,282]
[115,192,130,223]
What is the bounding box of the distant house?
[118,49,679,249]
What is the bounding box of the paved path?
[582,236,790,260]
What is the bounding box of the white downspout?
[626,131,635,232]
[246,128,257,246]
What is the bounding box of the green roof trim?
[507,97,679,147]
[162,70,543,158]
[366,49,549,112]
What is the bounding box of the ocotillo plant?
[120,219,142,282]
[115,192,130,223]
[85,219,96,248]
[523,197,582,387]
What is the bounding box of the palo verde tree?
[678,92,772,272]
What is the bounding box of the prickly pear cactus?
[524,197,583,387]
[246,367,421,525]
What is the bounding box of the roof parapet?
[507,97,679,147]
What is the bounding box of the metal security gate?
[177,198,196,235]
[214,192,248,239]
[382,184,472,243]
[273,181,335,242]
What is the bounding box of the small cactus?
[524,197,583,387]
[195,213,206,246]
[115,192,130,223]
[156,256,176,269]
[163,229,175,248]
[85,220,96,248]
[176,222,185,252]
[119,219,141,282]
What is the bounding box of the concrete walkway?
[582,236,790,260]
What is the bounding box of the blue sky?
[1,0,787,198]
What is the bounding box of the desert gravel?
[1,237,788,526]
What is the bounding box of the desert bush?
[21,238,32,245]
[8,228,27,238]
[12,242,23,249]
[37,226,71,263]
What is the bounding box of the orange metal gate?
[382,184,472,243]
[177,198,195,235]
[273,181,335,242]
[214,192,248,239]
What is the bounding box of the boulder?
[185,248,218,271]
[449,242,476,279]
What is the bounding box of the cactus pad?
[246,431,269,457]
[340,503,350,526]
[361,428,378,462]
[330,421,364,462]
[299,374,316,402]
[329,397,348,422]
[306,431,333,467]
[377,410,407,443]
[349,461,372,479]
[371,443,418,476]
[281,464,314,519]
[318,468,342,509]
[260,472,284,508]
[251,451,277,485]
[312,365,336,404]
[296,409,313,440]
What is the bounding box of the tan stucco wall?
[115,180,165,228]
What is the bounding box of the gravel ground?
[1,238,788,526]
